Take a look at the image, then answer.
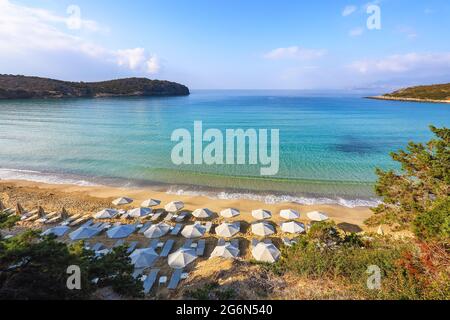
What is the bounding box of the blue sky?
[1,0,450,90]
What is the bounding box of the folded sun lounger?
[149,239,160,250]
[150,212,162,221]
[164,213,174,222]
[182,239,193,249]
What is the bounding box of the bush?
[0,232,142,299]
[414,198,450,243]
[0,212,19,229]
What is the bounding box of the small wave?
[0,168,99,187]
[166,187,381,208]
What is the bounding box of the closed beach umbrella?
[220,208,240,218]
[252,242,281,263]
[130,248,158,269]
[251,221,275,237]
[41,226,70,237]
[281,221,305,234]
[280,209,300,220]
[107,224,136,239]
[215,222,240,238]
[181,224,206,238]
[165,201,184,213]
[141,199,161,207]
[210,243,240,259]
[307,211,329,222]
[192,208,213,219]
[69,227,100,241]
[144,222,171,238]
[127,207,152,218]
[94,209,118,219]
[112,197,133,206]
[252,209,272,220]
[168,248,197,269]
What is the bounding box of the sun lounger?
[170,223,182,236]
[133,268,145,279]
[164,213,174,222]
[217,238,226,246]
[126,241,139,254]
[168,269,183,290]
[204,221,213,233]
[182,239,193,249]
[143,268,159,294]
[160,239,175,257]
[138,222,152,234]
[175,211,188,222]
[159,276,167,286]
[149,239,160,250]
[91,242,104,251]
[113,239,125,248]
[45,215,62,224]
[150,212,162,221]
[196,239,206,256]
[282,237,293,247]
[230,239,239,249]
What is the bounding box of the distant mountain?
[368,83,450,104]
[0,75,190,99]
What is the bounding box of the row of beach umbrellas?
[110,196,329,221]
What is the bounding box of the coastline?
[367,95,450,104]
[0,179,374,230]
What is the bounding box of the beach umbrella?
[69,226,100,241]
[251,209,272,220]
[61,207,69,220]
[215,222,240,238]
[94,208,118,219]
[168,248,197,269]
[279,209,300,220]
[130,248,158,269]
[144,222,171,238]
[252,242,281,263]
[281,221,305,234]
[220,208,240,218]
[181,224,206,238]
[251,221,275,237]
[164,201,184,213]
[127,207,152,218]
[192,208,213,219]
[307,211,329,222]
[41,226,70,237]
[141,199,161,207]
[210,243,240,259]
[112,197,133,206]
[16,203,25,216]
[38,206,46,218]
[106,224,136,239]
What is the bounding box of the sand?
[0,179,373,229]
[0,179,376,299]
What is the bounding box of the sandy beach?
[0,179,374,230]
[0,178,377,299]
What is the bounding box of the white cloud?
[0,0,161,77]
[263,46,326,60]
[349,52,450,74]
[342,5,357,17]
[349,27,364,37]
[146,55,161,74]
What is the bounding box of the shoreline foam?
[0,167,380,208]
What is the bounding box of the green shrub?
[414,198,450,243]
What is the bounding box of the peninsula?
[0,75,190,99]
[368,83,450,104]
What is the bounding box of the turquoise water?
[1,91,449,206]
